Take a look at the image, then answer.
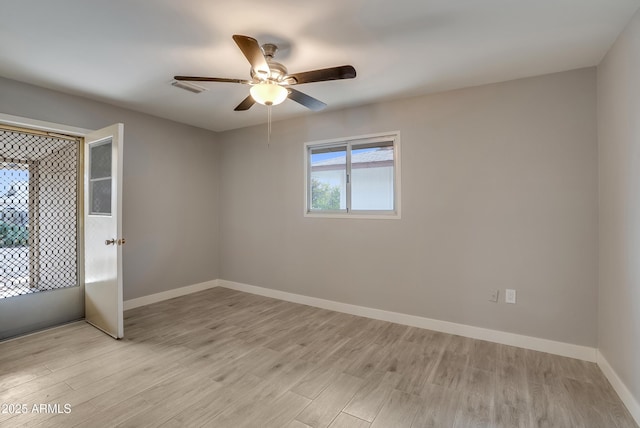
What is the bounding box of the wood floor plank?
[0,365,52,393]
[73,394,153,428]
[468,339,498,372]
[495,359,528,410]
[370,389,422,428]
[295,372,364,428]
[528,381,579,428]
[296,332,351,365]
[391,342,444,396]
[85,355,189,411]
[494,403,530,428]
[291,360,347,399]
[497,343,527,367]
[111,369,223,428]
[343,371,400,422]
[287,421,314,428]
[413,383,460,428]
[258,391,311,428]
[44,335,128,372]
[32,400,99,428]
[453,389,494,428]
[0,382,72,424]
[560,377,624,428]
[428,357,467,390]
[343,342,391,379]
[162,373,263,427]
[0,323,100,362]
[427,335,472,390]
[206,375,302,427]
[0,287,636,428]
[243,390,311,428]
[61,342,157,390]
[525,350,559,386]
[404,328,450,352]
[371,321,410,348]
[329,412,371,428]
[253,354,315,395]
[463,366,495,397]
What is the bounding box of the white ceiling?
[1,0,638,132]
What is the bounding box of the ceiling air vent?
[171,80,207,94]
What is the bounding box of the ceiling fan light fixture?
[250,82,288,106]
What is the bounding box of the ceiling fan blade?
[232,35,270,78]
[234,95,256,111]
[287,65,356,85]
[174,76,251,84]
[287,88,327,111]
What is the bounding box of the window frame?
[304,131,401,219]
[0,113,91,300]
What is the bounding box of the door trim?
[0,123,84,339]
[0,113,91,137]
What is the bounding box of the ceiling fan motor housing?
[248,43,288,82]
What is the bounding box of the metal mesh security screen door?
[0,127,80,299]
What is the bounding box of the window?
[305,132,400,218]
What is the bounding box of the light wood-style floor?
[0,287,636,428]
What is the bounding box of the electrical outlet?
[505,289,516,304]
[489,289,499,302]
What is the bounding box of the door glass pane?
[309,146,346,211]
[351,141,394,211]
[90,179,112,215]
[90,140,112,179]
[89,141,112,215]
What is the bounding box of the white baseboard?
[597,351,640,425]
[218,280,597,362]
[123,280,218,310]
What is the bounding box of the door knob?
[105,238,125,245]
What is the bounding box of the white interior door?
[84,123,124,338]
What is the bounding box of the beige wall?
[0,77,221,300]
[219,68,599,347]
[598,9,640,405]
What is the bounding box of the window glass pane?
[90,141,112,179]
[0,165,30,249]
[90,179,111,215]
[0,164,31,298]
[310,146,346,211]
[351,142,394,211]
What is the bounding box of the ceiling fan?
[174,35,356,112]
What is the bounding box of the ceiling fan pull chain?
[267,104,272,148]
